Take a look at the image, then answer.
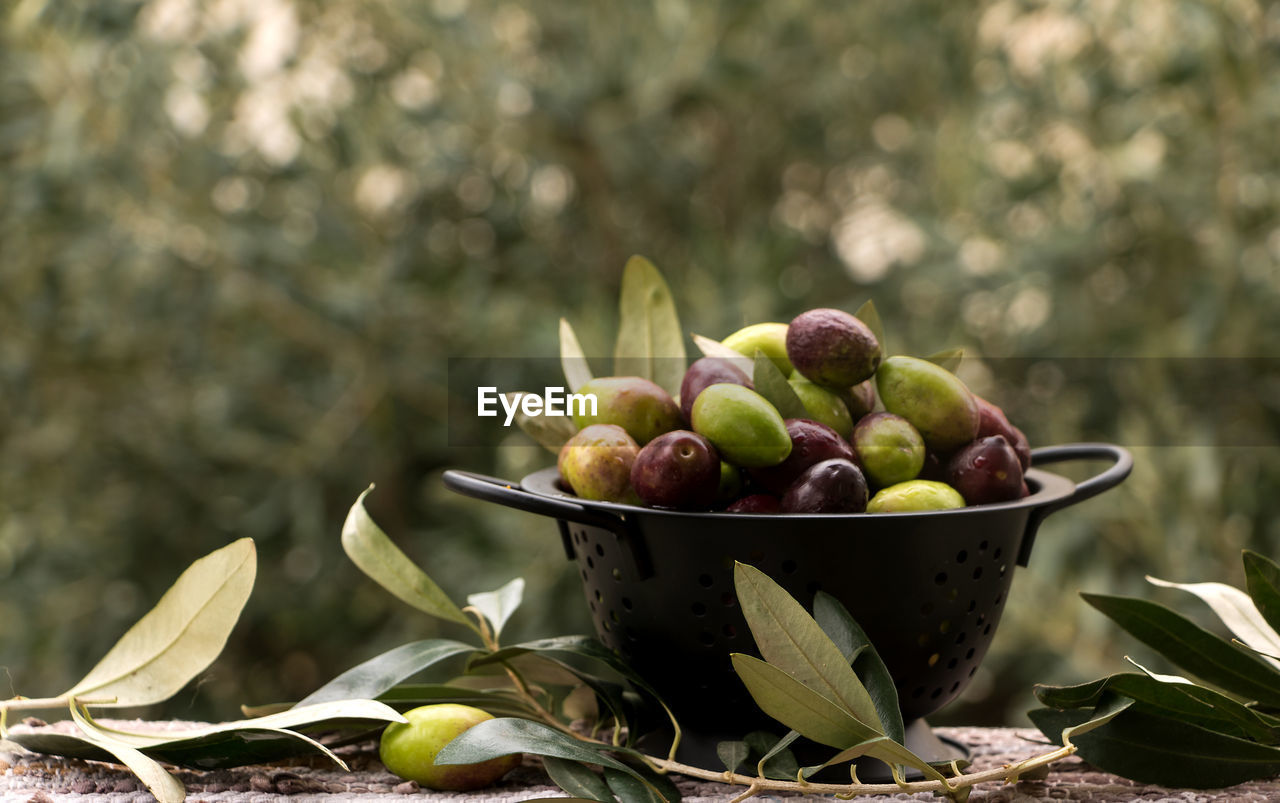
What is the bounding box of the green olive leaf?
[376,684,536,718]
[1082,592,1280,708]
[434,717,654,791]
[612,255,686,398]
[543,756,616,802]
[751,351,806,420]
[560,318,594,393]
[729,653,878,749]
[734,563,884,733]
[1244,551,1280,647]
[813,591,905,746]
[924,347,964,373]
[691,333,755,376]
[716,740,749,773]
[1034,671,1280,744]
[64,538,256,708]
[1034,703,1280,789]
[747,730,800,780]
[341,486,478,632]
[853,299,885,351]
[296,639,478,706]
[604,763,681,803]
[1147,574,1280,672]
[69,706,187,803]
[467,577,525,639]
[503,391,579,453]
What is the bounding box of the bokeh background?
[3,0,1279,730]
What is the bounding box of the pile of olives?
[556,307,1031,514]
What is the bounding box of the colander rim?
[518,463,1077,520]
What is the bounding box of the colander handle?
[440,470,651,574]
[1017,442,1134,565]
[441,469,630,533]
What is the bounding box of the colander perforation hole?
[967,599,977,613]
[930,688,942,700]
[721,592,735,607]
[622,597,633,611]
[934,572,947,585]
[955,632,967,645]
[698,573,714,588]
[612,568,622,581]
[698,630,715,646]
[979,540,989,551]
[587,556,595,569]
[610,609,620,624]
[966,647,976,660]
[993,546,1003,560]
[919,602,934,616]
[691,602,707,617]
[972,567,983,580]
[722,624,737,638]
[946,657,957,670]
[595,543,604,557]
[955,550,968,564]
[911,687,924,699]
[950,681,960,693]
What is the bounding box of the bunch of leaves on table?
[1030,550,1280,789]
[0,538,405,803]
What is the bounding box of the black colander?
[442,443,1131,766]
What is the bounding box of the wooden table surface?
[4,724,1278,802]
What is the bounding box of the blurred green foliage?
[2,0,1279,729]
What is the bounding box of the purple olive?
[726,494,781,514]
[749,418,855,494]
[779,458,869,513]
[630,430,721,509]
[945,435,1025,505]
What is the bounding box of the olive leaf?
[467,577,525,639]
[543,755,616,802]
[729,653,878,749]
[11,699,405,774]
[68,705,186,803]
[64,538,256,708]
[434,717,662,796]
[377,684,536,718]
[1034,671,1280,744]
[296,639,478,706]
[612,255,686,398]
[691,333,755,376]
[1244,551,1280,643]
[716,740,750,773]
[924,347,964,373]
[503,391,579,453]
[747,730,800,779]
[733,563,883,731]
[751,351,806,420]
[1082,592,1280,707]
[813,591,905,746]
[1033,703,1280,789]
[853,299,885,351]
[1146,574,1280,671]
[560,318,594,393]
[603,763,680,803]
[340,486,478,632]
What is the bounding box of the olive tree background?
[3,1,1278,726]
